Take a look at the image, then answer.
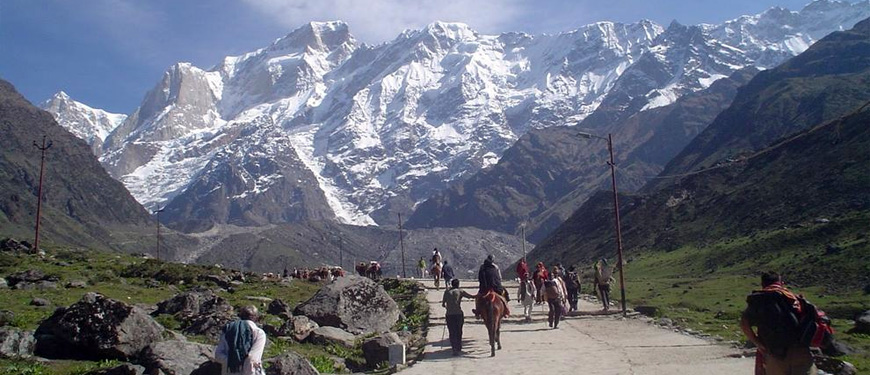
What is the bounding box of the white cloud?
[241,0,527,43]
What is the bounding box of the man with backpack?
[564,266,581,312]
[215,306,267,375]
[740,271,818,375]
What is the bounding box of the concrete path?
[400,279,753,375]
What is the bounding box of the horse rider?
[474,254,510,318]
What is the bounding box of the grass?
[609,218,870,373]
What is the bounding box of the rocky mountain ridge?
[44,1,870,233]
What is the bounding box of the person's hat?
[486,254,494,262]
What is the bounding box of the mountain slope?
[0,79,153,251]
[525,18,870,289]
[407,68,758,242]
[649,15,870,188]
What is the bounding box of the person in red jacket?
[516,258,529,281]
[532,262,549,304]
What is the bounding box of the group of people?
[420,248,456,289]
[280,266,345,282]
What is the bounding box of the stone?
[34,293,164,360]
[0,238,30,253]
[6,269,48,286]
[290,316,319,342]
[85,363,145,375]
[66,280,88,289]
[852,310,870,334]
[361,332,403,368]
[814,355,857,375]
[268,299,292,317]
[0,327,34,358]
[308,326,357,348]
[197,274,232,289]
[634,305,658,317]
[16,280,58,290]
[141,339,215,375]
[0,278,7,289]
[154,289,232,319]
[29,298,50,307]
[154,289,235,340]
[264,352,319,375]
[823,337,855,357]
[0,310,14,326]
[293,275,399,335]
[658,317,674,327]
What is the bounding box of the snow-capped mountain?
[40,91,126,154]
[45,1,870,232]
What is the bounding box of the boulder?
[0,238,30,252]
[852,310,870,334]
[268,299,292,317]
[634,306,658,317]
[0,310,14,326]
[85,363,146,375]
[30,298,50,307]
[308,326,357,348]
[154,289,231,318]
[34,293,164,360]
[141,339,215,375]
[16,280,58,290]
[264,320,294,338]
[0,278,7,289]
[815,355,857,375]
[66,280,88,289]
[6,269,52,286]
[361,332,403,368]
[0,327,34,358]
[290,316,318,342]
[293,276,399,335]
[197,274,231,289]
[154,289,235,340]
[823,337,855,357]
[264,352,319,375]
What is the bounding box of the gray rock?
[290,316,319,342]
[30,298,50,307]
[0,278,7,289]
[6,269,54,286]
[0,327,34,358]
[154,289,235,340]
[85,363,145,375]
[293,275,399,335]
[308,326,357,348]
[823,337,855,357]
[197,274,231,289]
[658,317,674,327]
[634,305,658,317]
[141,339,215,375]
[268,299,291,317]
[16,280,58,290]
[66,280,88,289]
[0,310,14,326]
[264,352,319,375]
[34,293,164,360]
[815,355,857,375]
[361,332,403,368]
[853,310,870,334]
[154,289,231,318]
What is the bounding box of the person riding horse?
[474,255,510,319]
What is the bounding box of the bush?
[309,355,334,373]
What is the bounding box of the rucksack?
[746,291,833,357]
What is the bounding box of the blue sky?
[1,0,823,114]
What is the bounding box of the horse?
[431,262,442,289]
[479,290,505,357]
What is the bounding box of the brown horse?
[431,263,442,289]
[479,290,505,356]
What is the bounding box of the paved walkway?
[400,279,753,375]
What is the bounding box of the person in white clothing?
[215,306,267,375]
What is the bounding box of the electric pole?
[398,213,406,278]
[32,136,52,253]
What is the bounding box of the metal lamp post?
[32,136,52,253]
[577,131,627,316]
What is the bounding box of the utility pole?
[339,235,343,270]
[32,136,52,253]
[398,213,406,278]
[521,224,526,259]
[577,131,628,316]
[607,134,627,317]
[153,207,164,261]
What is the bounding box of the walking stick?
[441,324,447,347]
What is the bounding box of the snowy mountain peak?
[270,20,355,53]
[423,21,478,40]
[39,91,126,155]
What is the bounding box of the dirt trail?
[399,280,753,375]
